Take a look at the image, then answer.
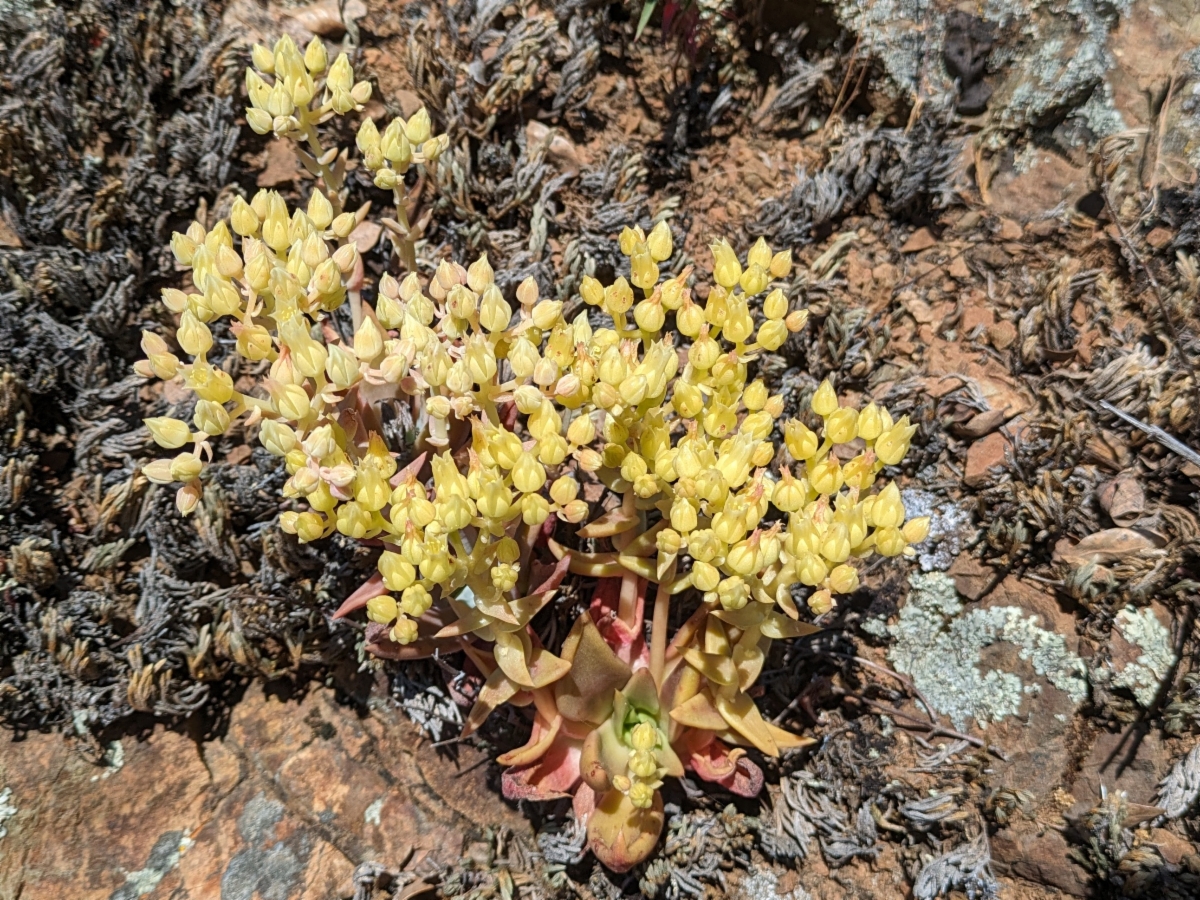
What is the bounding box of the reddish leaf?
[501,740,582,801]
[685,734,764,798]
[333,571,387,619]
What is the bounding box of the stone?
[900,227,937,253]
[988,319,1018,350]
[0,683,508,900]
[964,421,1027,488]
[991,828,1090,897]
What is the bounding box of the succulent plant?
[133,35,930,871]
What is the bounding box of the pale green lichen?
[872,572,1088,731]
[0,786,15,839]
[1101,606,1176,708]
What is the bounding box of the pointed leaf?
[670,690,727,731]
[760,612,821,640]
[501,740,581,801]
[766,721,816,751]
[683,648,738,686]
[333,571,387,619]
[497,713,562,767]
[462,667,519,736]
[554,614,630,725]
[716,690,780,757]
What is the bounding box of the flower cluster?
[134,39,930,872]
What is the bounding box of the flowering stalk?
[133,36,930,872]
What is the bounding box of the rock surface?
[0,683,523,900]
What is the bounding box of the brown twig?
[846,694,1008,761]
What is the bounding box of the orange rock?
[900,227,937,253]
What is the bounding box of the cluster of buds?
[245,34,372,138]
[134,36,931,873]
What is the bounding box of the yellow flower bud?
[808,457,843,496]
[874,418,917,466]
[294,512,325,542]
[272,383,311,421]
[176,309,212,357]
[404,107,432,145]
[303,36,328,74]
[327,52,353,92]
[390,617,419,645]
[169,452,203,482]
[811,380,838,417]
[553,498,585,523]
[691,560,720,592]
[872,483,905,528]
[547,476,577,507]
[829,564,860,595]
[479,285,512,333]
[726,539,759,576]
[874,526,906,557]
[786,309,809,332]
[531,299,563,330]
[567,413,596,446]
[401,584,433,617]
[710,239,742,289]
[718,576,749,611]
[328,212,355,240]
[193,400,231,436]
[784,420,818,461]
[336,501,371,539]
[633,297,665,332]
[689,332,719,370]
[142,459,175,484]
[747,236,772,269]
[304,190,333,232]
[769,249,793,278]
[647,220,673,261]
[145,416,191,449]
[670,497,698,533]
[796,553,828,586]
[820,523,852,564]
[512,454,547,493]
[579,275,603,307]
[604,277,634,315]
[628,782,655,809]
[353,317,384,361]
[755,318,788,351]
[856,403,883,441]
[743,380,768,411]
[825,407,859,445]
[739,263,769,296]
[808,589,833,616]
[251,43,275,74]
[763,288,788,320]
[367,594,399,625]
[677,298,705,337]
[902,516,931,544]
[521,492,551,525]
[630,721,658,752]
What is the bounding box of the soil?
[2,1,1200,899]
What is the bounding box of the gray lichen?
[873,573,1088,730]
[0,786,15,839]
[1097,606,1177,708]
[735,867,812,900]
[902,489,974,572]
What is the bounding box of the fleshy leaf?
[502,739,581,801]
[716,690,780,756]
[587,788,665,873]
[497,712,562,767]
[462,667,520,736]
[686,735,764,797]
[554,614,631,725]
[669,690,727,731]
[332,571,387,619]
